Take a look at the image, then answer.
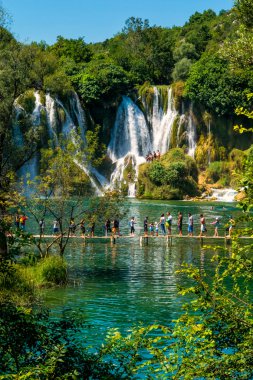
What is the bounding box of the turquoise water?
[40,200,239,344]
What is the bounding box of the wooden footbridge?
[33,233,252,246]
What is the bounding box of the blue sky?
[4,0,234,45]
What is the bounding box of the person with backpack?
[80,219,86,237]
[69,218,76,236]
[160,214,166,235]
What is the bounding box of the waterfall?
[177,114,186,147]
[14,92,41,187]
[13,103,24,147]
[108,96,151,162]
[187,107,197,158]
[108,88,179,193]
[151,87,178,153]
[14,87,201,197]
[128,182,136,198]
[208,188,237,202]
[45,94,58,143]
[150,87,164,146]
[107,96,150,188]
[70,92,87,142]
[15,91,107,195]
[55,96,108,194]
[32,91,42,125]
[27,90,41,180]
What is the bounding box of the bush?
[138,148,199,199]
[40,256,68,285]
[147,161,166,185]
[206,161,231,185]
[165,161,187,186]
[229,148,247,171]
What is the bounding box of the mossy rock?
[137,148,199,200]
[39,90,46,106]
[172,81,185,111]
[57,107,66,124]
[137,82,155,114]
[18,90,36,114]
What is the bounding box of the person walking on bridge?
[130,216,136,236]
[188,213,193,237]
[177,212,183,236]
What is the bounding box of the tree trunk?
[0,230,7,258]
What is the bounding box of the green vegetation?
[76,61,132,106]
[85,124,107,167]
[17,90,36,114]
[0,1,253,377]
[20,256,68,287]
[137,148,199,199]
[185,52,251,116]
[0,0,252,205]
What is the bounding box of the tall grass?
[19,256,68,288]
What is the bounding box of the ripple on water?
[42,200,239,344]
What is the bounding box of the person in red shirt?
[20,214,28,231]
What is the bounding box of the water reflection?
[42,200,240,344]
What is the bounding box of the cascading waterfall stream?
[108,96,151,190]
[14,86,200,197]
[108,96,151,162]
[151,87,178,153]
[177,114,186,147]
[17,91,42,185]
[108,88,179,194]
[187,106,197,158]
[17,91,107,195]
[54,97,107,195]
[45,94,58,143]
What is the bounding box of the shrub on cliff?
[138,148,199,199]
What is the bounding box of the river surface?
[39,199,239,345]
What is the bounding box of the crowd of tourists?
[145,150,161,162]
[129,212,235,238]
[13,212,235,238]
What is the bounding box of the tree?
[51,36,93,64]
[235,0,253,28]
[108,19,176,84]
[185,52,252,115]
[77,61,132,105]
[0,39,41,257]
[220,25,253,71]
[24,140,127,257]
[172,57,192,82]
